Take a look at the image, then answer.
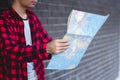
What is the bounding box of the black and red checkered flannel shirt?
[0,7,52,80]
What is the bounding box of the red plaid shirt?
[0,7,52,80]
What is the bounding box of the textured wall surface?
[33,0,119,80]
[0,1,8,14]
[0,0,120,80]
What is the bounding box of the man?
[0,0,69,80]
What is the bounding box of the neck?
[12,2,27,19]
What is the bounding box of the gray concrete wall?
[33,0,119,80]
[0,0,119,80]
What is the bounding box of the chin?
[29,4,36,8]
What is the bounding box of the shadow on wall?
[0,0,13,14]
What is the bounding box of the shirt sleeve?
[0,17,52,62]
[34,18,52,60]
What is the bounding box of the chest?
[7,17,42,45]
[8,19,33,44]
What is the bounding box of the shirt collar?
[8,7,32,20]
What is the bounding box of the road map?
[47,10,109,70]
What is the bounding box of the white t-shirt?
[23,19,38,80]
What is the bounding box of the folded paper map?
[47,10,109,70]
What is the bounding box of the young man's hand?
[46,39,69,54]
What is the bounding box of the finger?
[54,46,69,54]
[54,50,65,54]
[63,46,69,50]
[58,49,67,53]
[56,39,69,43]
[61,42,69,47]
[56,42,69,47]
[56,46,69,51]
